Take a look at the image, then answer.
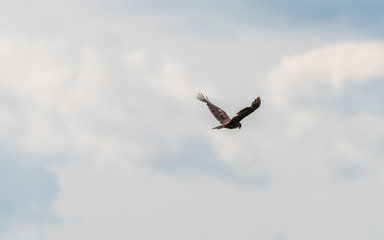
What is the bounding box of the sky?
[0,0,384,239]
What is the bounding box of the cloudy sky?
[1,0,384,239]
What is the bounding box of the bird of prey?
[197,92,261,130]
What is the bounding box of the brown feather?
[234,97,261,121]
[197,93,261,130]
[196,93,231,124]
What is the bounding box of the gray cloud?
[150,136,268,185]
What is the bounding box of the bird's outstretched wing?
[196,93,231,124]
[230,97,261,123]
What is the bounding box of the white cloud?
[263,41,384,170]
[2,225,45,240]
[268,41,384,106]
[123,50,147,71]
[1,3,384,240]
[146,60,192,101]
[37,159,384,240]
[0,36,73,156]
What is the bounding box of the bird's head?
[238,123,242,130]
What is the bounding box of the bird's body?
[196,93,261,130]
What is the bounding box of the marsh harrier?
[197,93,261,129]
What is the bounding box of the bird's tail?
[212,125,225,130]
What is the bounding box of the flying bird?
[197,92,261,129]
